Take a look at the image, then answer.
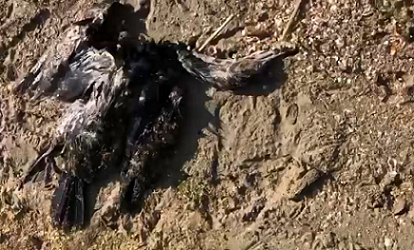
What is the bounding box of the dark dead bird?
[23,46,128,230]
[17,2,296,231]
[118,42,187,210]
[21,40,188,230]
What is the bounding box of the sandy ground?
[2,0,414,249]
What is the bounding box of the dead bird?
[21,35,188,231]
[18,2,296,231]
[24,46,128,230]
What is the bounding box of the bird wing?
[14,24,87,97]
[177,49,287,90]
[56,46,119,139]
[56,48,117,102]
[13,6,108,100]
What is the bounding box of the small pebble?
[384,237,393,248]
[320,232,335,248]
[393,197,407,215]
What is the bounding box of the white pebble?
[384,237,393,247]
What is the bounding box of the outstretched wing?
[177,48,296,90]
[13,6,107,101]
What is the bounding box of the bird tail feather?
[51,173,85,231]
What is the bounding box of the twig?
[280,0,304,41]
[197,14,235,52]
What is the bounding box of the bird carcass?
[16,2,296,231]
